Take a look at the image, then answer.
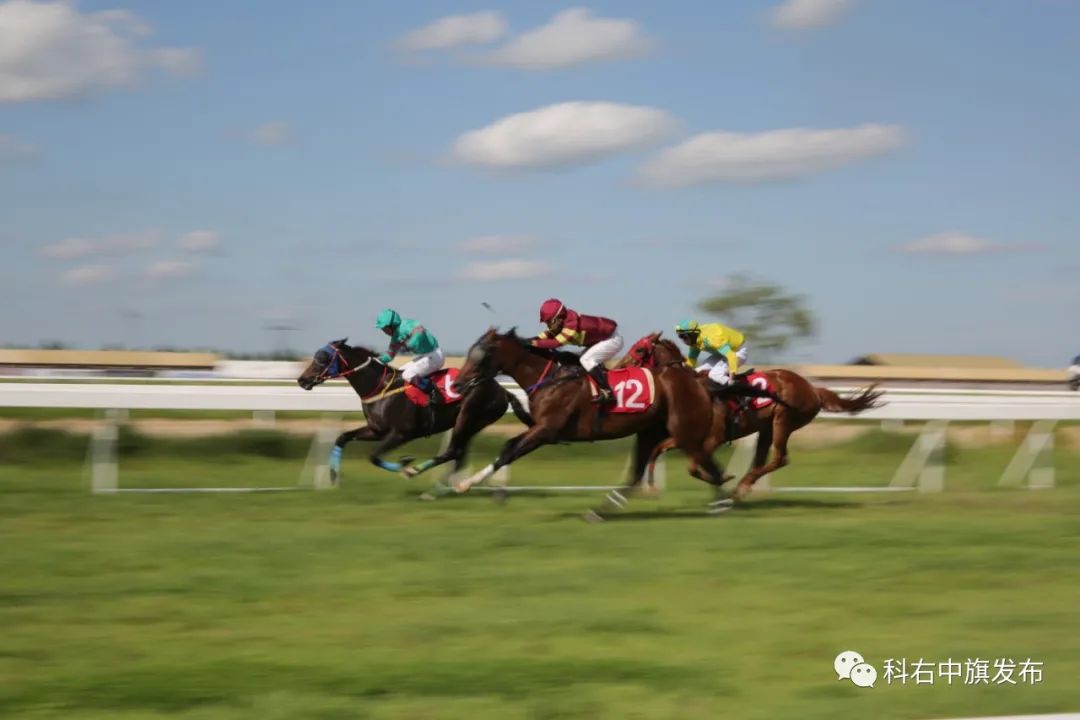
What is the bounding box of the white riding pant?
[580,333,624,372]
[696,346,749,385]
[401,348,445,384]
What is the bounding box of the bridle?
[307,343,405,402]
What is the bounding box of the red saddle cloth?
[404,368,464,407]
[588,368,656,413]
[724,371,776,414]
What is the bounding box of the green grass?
[2,430,1079,719]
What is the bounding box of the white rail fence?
[2,383,1078,495]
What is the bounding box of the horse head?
[297,338,380,390]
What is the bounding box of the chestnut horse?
[452,328,729,518]
[615,332,884,499]
[297,339,532,485]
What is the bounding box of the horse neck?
[344,355,396,398]
[498,343,558,388]
[653,342,685,366]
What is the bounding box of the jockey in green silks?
[374,308,444,404]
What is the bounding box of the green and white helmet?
[375,308,401,330]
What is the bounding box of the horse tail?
[506,389,534,426]
[815,384,884,414]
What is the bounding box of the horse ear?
[507,326,519,339]
[334,337,348,347]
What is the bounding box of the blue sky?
[1,0,1077,365]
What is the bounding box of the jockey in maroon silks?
[530,298,624,404]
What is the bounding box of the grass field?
[2,428,1080,719]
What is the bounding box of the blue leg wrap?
[373,457,403,472]
[329,445,343,473]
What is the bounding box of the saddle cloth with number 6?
[587,368,656,413]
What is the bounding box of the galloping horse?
[297,339,532,484]
[451,328,728,518]
[615,332,884,499]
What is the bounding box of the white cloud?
[458,235,536,254]
[145,259,196,279]
[452,101,675,170]
[0,133,39,162]
[459,259,552,281]
[482,8,652,70]
[395,11,506,52]
[895,232,1041,256]
[0,0,202,103]
[40,237,94,260]
[61,264,113,286]
[178,230,221,252]
[636,123,905,188]
[39,230,161,261]
[771,0,857,29]
[247,121,292,146]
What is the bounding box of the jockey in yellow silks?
[674,319,749,392]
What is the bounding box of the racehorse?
[297,339,532,485]
[451,328,728,519]
[615,332,884,499]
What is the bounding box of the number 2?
[750,375,770,407]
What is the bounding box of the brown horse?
[615,332,884,499]
[452,328,730,518]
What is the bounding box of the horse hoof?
[401,466,419,479]
[329,469,340,487]
[453,482,471,494]
[491,487,509,504]
[398,455,416,468]
[707,504,733,516]
[583,510,605,523]
[709,498,734,508]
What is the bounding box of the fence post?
[1000,420,1056,489]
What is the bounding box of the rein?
[316,347,406,403]
[523,358,555,395]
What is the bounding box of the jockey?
[674,319,749,394]
[531,298,623,404]
[374,308,444,404]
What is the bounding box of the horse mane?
[654,337,685,360]
[331,339,379,358]
[503,327,582,366]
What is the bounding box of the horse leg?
[369,430,413,473]
[330,426,382,485]
[732,425,773,496]
[735,422,791,500]
[684,448,736,514]
[454,425,557,493]
[586,426,667,521]
[643,437,676,494]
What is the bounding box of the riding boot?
[588,365,615,404]
[705,378,731,400]
[425,379,442,406]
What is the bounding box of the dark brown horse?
[452,328,728,518]
[615,332,883,499]
[297,339,532,485]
